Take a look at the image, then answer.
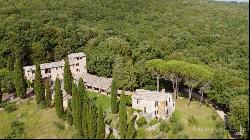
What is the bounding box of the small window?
[166,101,168,106]
[169,97,170,102]
[154,111,157,115]
[166,109,168,115]
[77,57,79,60]
[56,67,58,70]
[76,69,80,72]
[144,107,146,113]
[79,57,82,59]
[32,70,35,74]
[155,101,158,107]
[137,99,139,104]
[49,75,51,78]
[76,63,79,66]
[173,103,174,107]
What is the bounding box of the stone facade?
[23,52,113,94]
[132,89,175,120]
[23,52,86,81]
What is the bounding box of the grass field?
[0,91,229,139]
[0,99,78,139]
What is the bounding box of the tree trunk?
[199,89,203,107]
[157,75,159,92]
[172,81,176,100]
[175,79,178,99]
[188,87,193,107]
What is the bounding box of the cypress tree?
[75,81,83,135]
[72,82,77,126]
[111,79,118,114]
[34,64,45,104]
[126,120,135,139]
[0,82,2,104]
[82,94,89,138]
[119,92,127,139]
[14,57,27,99]
[67,98,73,125]
[96,105,105,139]
[45,79,51,107]
[7,55,14,71]
[87,98,97,139]
[54,78,64,118]
[63,59,73,95]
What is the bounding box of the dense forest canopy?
[0,0,249,111]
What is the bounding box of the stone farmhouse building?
[23,52,112,94]
[132,89,175,120]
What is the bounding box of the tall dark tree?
[14,57,27,99]
[82,94,89,138]
[72,82,77,125]
[34,64,45,104]
[96,105,105,139]
[54,78,64,118]
[67,98,73,125]
[75,80,83,135]
[44,79,51,107]
[0,81,2,104]
[119,92,127,139]
[87,98,97,139]
[63,59,73,95]
[7,55,14,71]
[111,79,118,114]
[126,120,135,139]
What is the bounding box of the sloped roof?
[133,89,172,101]
[68,52,86,59]
[75,73,112,92]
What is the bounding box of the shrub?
[172,121,184,134]
[159,120,170,133]
[136,116,147,127]
[149,118,158,126]
[170,112,178,123]
[125,96,132,106]
[176,132,189,139]
[211,111,217,120]
[4,102,17,113]
[105,117,112,125]
[5,120,25,139]
[136,128,145,139]
[188,115,198,126]
[53,121,65,130]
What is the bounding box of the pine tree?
[67,98,73,125]
[63,59,73,95]
[34,64,45,104]
[126,120,135,139]
[111,79,118,114]
[54,78,64,119]
[72,82,77,125]
[82,94,89,138]
[119,92,127,139]
[14,57,27,99]
[44,79,51,107]
[96,105,105,139]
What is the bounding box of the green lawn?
[0,99,78,139]
[87,91,111,112]
[0,91,229,139]
[143,95,230,139]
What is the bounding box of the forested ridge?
[0,0,248,111]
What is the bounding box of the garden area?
[0,91,230,139]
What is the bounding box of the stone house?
[23,52,113,94]
[132,89,175,120]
